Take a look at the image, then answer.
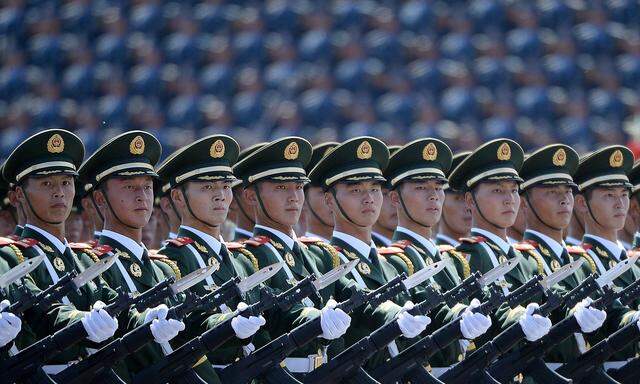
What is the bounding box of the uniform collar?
[235,227,253,238]
[180,225,222,254]
[396,226,437,255]
[254,224,296,250]
[101,229,145,262]
[332,230,375,260]
[472,227,511,254]
[507,236,519,245]
[93,230,102,239]
[371,231,391,246]
[24,224,67,254]
[565,236,581,246]
[168,232,178,239]
[436,233,459,247]
[525,229,564,259]
[583,234,624,261]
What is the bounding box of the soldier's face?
[328,180,383,227]
[19,174,75,224]
[525,185,574,229]
[468,181,520,229]
[377,187,398,230]
[100,176,154,228]
[247,181,305,227]
[442,191,472,234]
[392,180,445,227]
[179,180,233,226]
[580,187,629,231]
[305,186,334,227]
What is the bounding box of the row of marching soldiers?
[0,129,638,384]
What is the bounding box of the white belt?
[428,366,451,377]
[43,362,75,374]
[283,354,327,373]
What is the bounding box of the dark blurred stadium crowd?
[2,0,640,158]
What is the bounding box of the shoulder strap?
[378,247,414,276]
[165,237,194,247]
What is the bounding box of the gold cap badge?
[423,142,437,161]
[497,142,511,161]
[552,148,566,166]
[284,142,299,160]
[210,139,225,158]
[357,140,372,160]
[610,149,623,168]
[47,134,65,153]
[130,136,145,155]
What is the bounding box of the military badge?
[130,262,142,277]
[285,253,295,267]
[358,262,371,275]
[53,257,65,272]
[357,140,373,160]
[497,142,511,161]
[47,134,64,153]
[130,135,145,155]
[210,139,225,158]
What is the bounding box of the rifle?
[133,260,359,384]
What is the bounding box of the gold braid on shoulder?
[526,249,545,276]
[395,252,414,276]
[84,249,100,263]
[577,252,597,274]
[237,248,259,272]
[447,250,470,279]
[312,242,341,269]
[158,258,181,280]
[8,244,24,264]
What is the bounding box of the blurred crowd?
[2,0,640,158]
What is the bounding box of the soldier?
[155,134,267,367]
[78,131,218,381]
[308,136,435,369]
[371,145,400,247]
[0,168,17,236]
[446,138,552,343]
[381,138,492,369]
[628,162,640,249]
[4,163,26,240]
[229,142,265,242]
[77,179,104,245]
[0,129,122,376]
[232,136,353,375]
[518,144,608,362]
[436,151,471,248]
[157,179,180,241]
[303,142,338,242]
[565,209,586,247]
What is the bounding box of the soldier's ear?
[388,189,400,207]
[574,193,588,214]
[169,188,183,206]
[324,189,335,210]
[243,186,258,207]
[464,191,474,208]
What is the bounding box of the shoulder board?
[298,236,323,244]
[332,245,343,253]
[87,239,99,248]
[0,236,15,246]
[68,242,93,251]
[243,235,271,247]
[224,241,245,250]
[7,234,20,241]
[581,243,593,251]
[514,242,535,251]
[628,250,640,258]
[92,244,113,257]
[149,252,168,260]
[165,237,194,247]
[523,239,539,248]
[437,244,455,253]
[566,245,587,254]
[391,240,412,249]
[378,246,405,255]
[460,236,486,244]
[15,238,39,249]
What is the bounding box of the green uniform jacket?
[158,227,270,365]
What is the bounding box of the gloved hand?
[630,311,640,330]
[574,298,607,333]
[320,299,351,340]
[231,302,266,339]
[144,304,185,344]
[459,298,492,339]
[82,300,118,343]
[518,303,552,342]
[396,301,431,339]
[0,300,21,347]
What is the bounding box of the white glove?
[459,298,492,339]
[320,299,351,340]
[231,302,266,339]
[574,298,607,333]
[0,300,21,347]
[631,311,640,331]
[144,304,185,344]
[396,301,432,339]
[81,300,118,343]
[518,303,552,342]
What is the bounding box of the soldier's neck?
[255,218,295,238]
[568,216,584,240]
[104,221,143,243]
[372,223,394,241]
[335,219,372,244]
[507,227,523,242]
[472,219,508,241]
[584,223,618,243]
[181,219,221,239]
[27,220,65,242]
[526,222,563,244]
[397,217,432,239]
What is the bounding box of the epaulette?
[226,241,260,272]
[312,242,341,269]
[523,239,539,248]
[7,234,19,241]
[581,243,593,251]
[437,244,455,253]
[14,238,38,249]
[571,249,597,274]
[92,244,114,258]
[298,236,324,244]
[224,241,245,250]
[165,237,194,247]
[391,240,412,249]
[378,246,414,275]
[68,242,93,251]
[4,238,25,263]
[445,250,471,279]
[0,236,15,246]
[514,242,536,251]
[566,245,587,254]
[243,235,270,247]
[460,236,486,244]
[523,249,545,276]
[150,253,182,279]
[87,239,99,248]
